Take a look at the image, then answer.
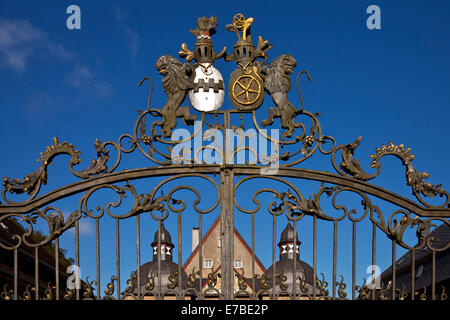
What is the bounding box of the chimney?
[192,227,200,252]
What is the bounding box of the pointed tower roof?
[278,222,301,246]
[132,221,188,295]
[264,221,320,296]
[151,221,173,246]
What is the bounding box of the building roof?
[264,222,319,295]
[380,222,450,294]
[182,216,267,274]
[0,217,83,299]
[130,222,188,295]
[151,222,172,246]
[279,222,301,246]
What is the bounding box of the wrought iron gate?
[0,14,449,301]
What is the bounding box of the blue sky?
[0,0,449,298]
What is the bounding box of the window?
[234,259,243,268]
[204,259,213,269]
[217,237,221,248]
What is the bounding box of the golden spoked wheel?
[233,14,246,29]
[232,74,261,105]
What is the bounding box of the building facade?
[129,217,322,300]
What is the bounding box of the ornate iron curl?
[103,275,118,300]
[2,137,81,204]
[78,176,218,222]
[254,274,270,291]
[1,284,13,300]
[335,275,348,300]
[383,212,450,251]
[206,267,221,289]
[64,287,75,300]
[276,274,288,291]
[145,273,156,292]
[133,108,205,166]
[22,285,35,300]
[42,282,55,300]
[252,108,335,166]
[332,139,449,208]
[141,174,220,221]
[121,272,138,300]
[0,206,78,250]
[187,268,200,289]
[396,284,409,300]
[235,269,248,291]
[355,280,370,300]
[316,273,329,297]
[297,275,309,294]
[80,184,132,220]
[234,175,308,218]
[2,137,127,205]
[203,267,222,298]
[371,142,448,208]
[415,287,427,300]
[167,272,179,289]
[378,283,388,300]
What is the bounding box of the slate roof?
[380,223,450,294]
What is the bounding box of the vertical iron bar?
[352,221,356,300]
[115,218,120,300]
[96,218,100,300]
[251,212,255,299]
[332,220,337,299]
[411,249,415,300]
[55,238,60,300]
[157,220,162,299]
[35,246,39,300]
[75,219,80,300]
[272,213,276,300]
[432,249,436,300]
[13,248,18,300]
[198,212,202,299]
[178,211,182,300]
[312,215,317,300]
[136,215,141,300]
[292,220,297,298]
[371,222,376,300]
[392,239,396,300]
[220,110,234,300]
[220,179,234,295]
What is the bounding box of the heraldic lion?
[154,54,197,138]
[260,54,300,139]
